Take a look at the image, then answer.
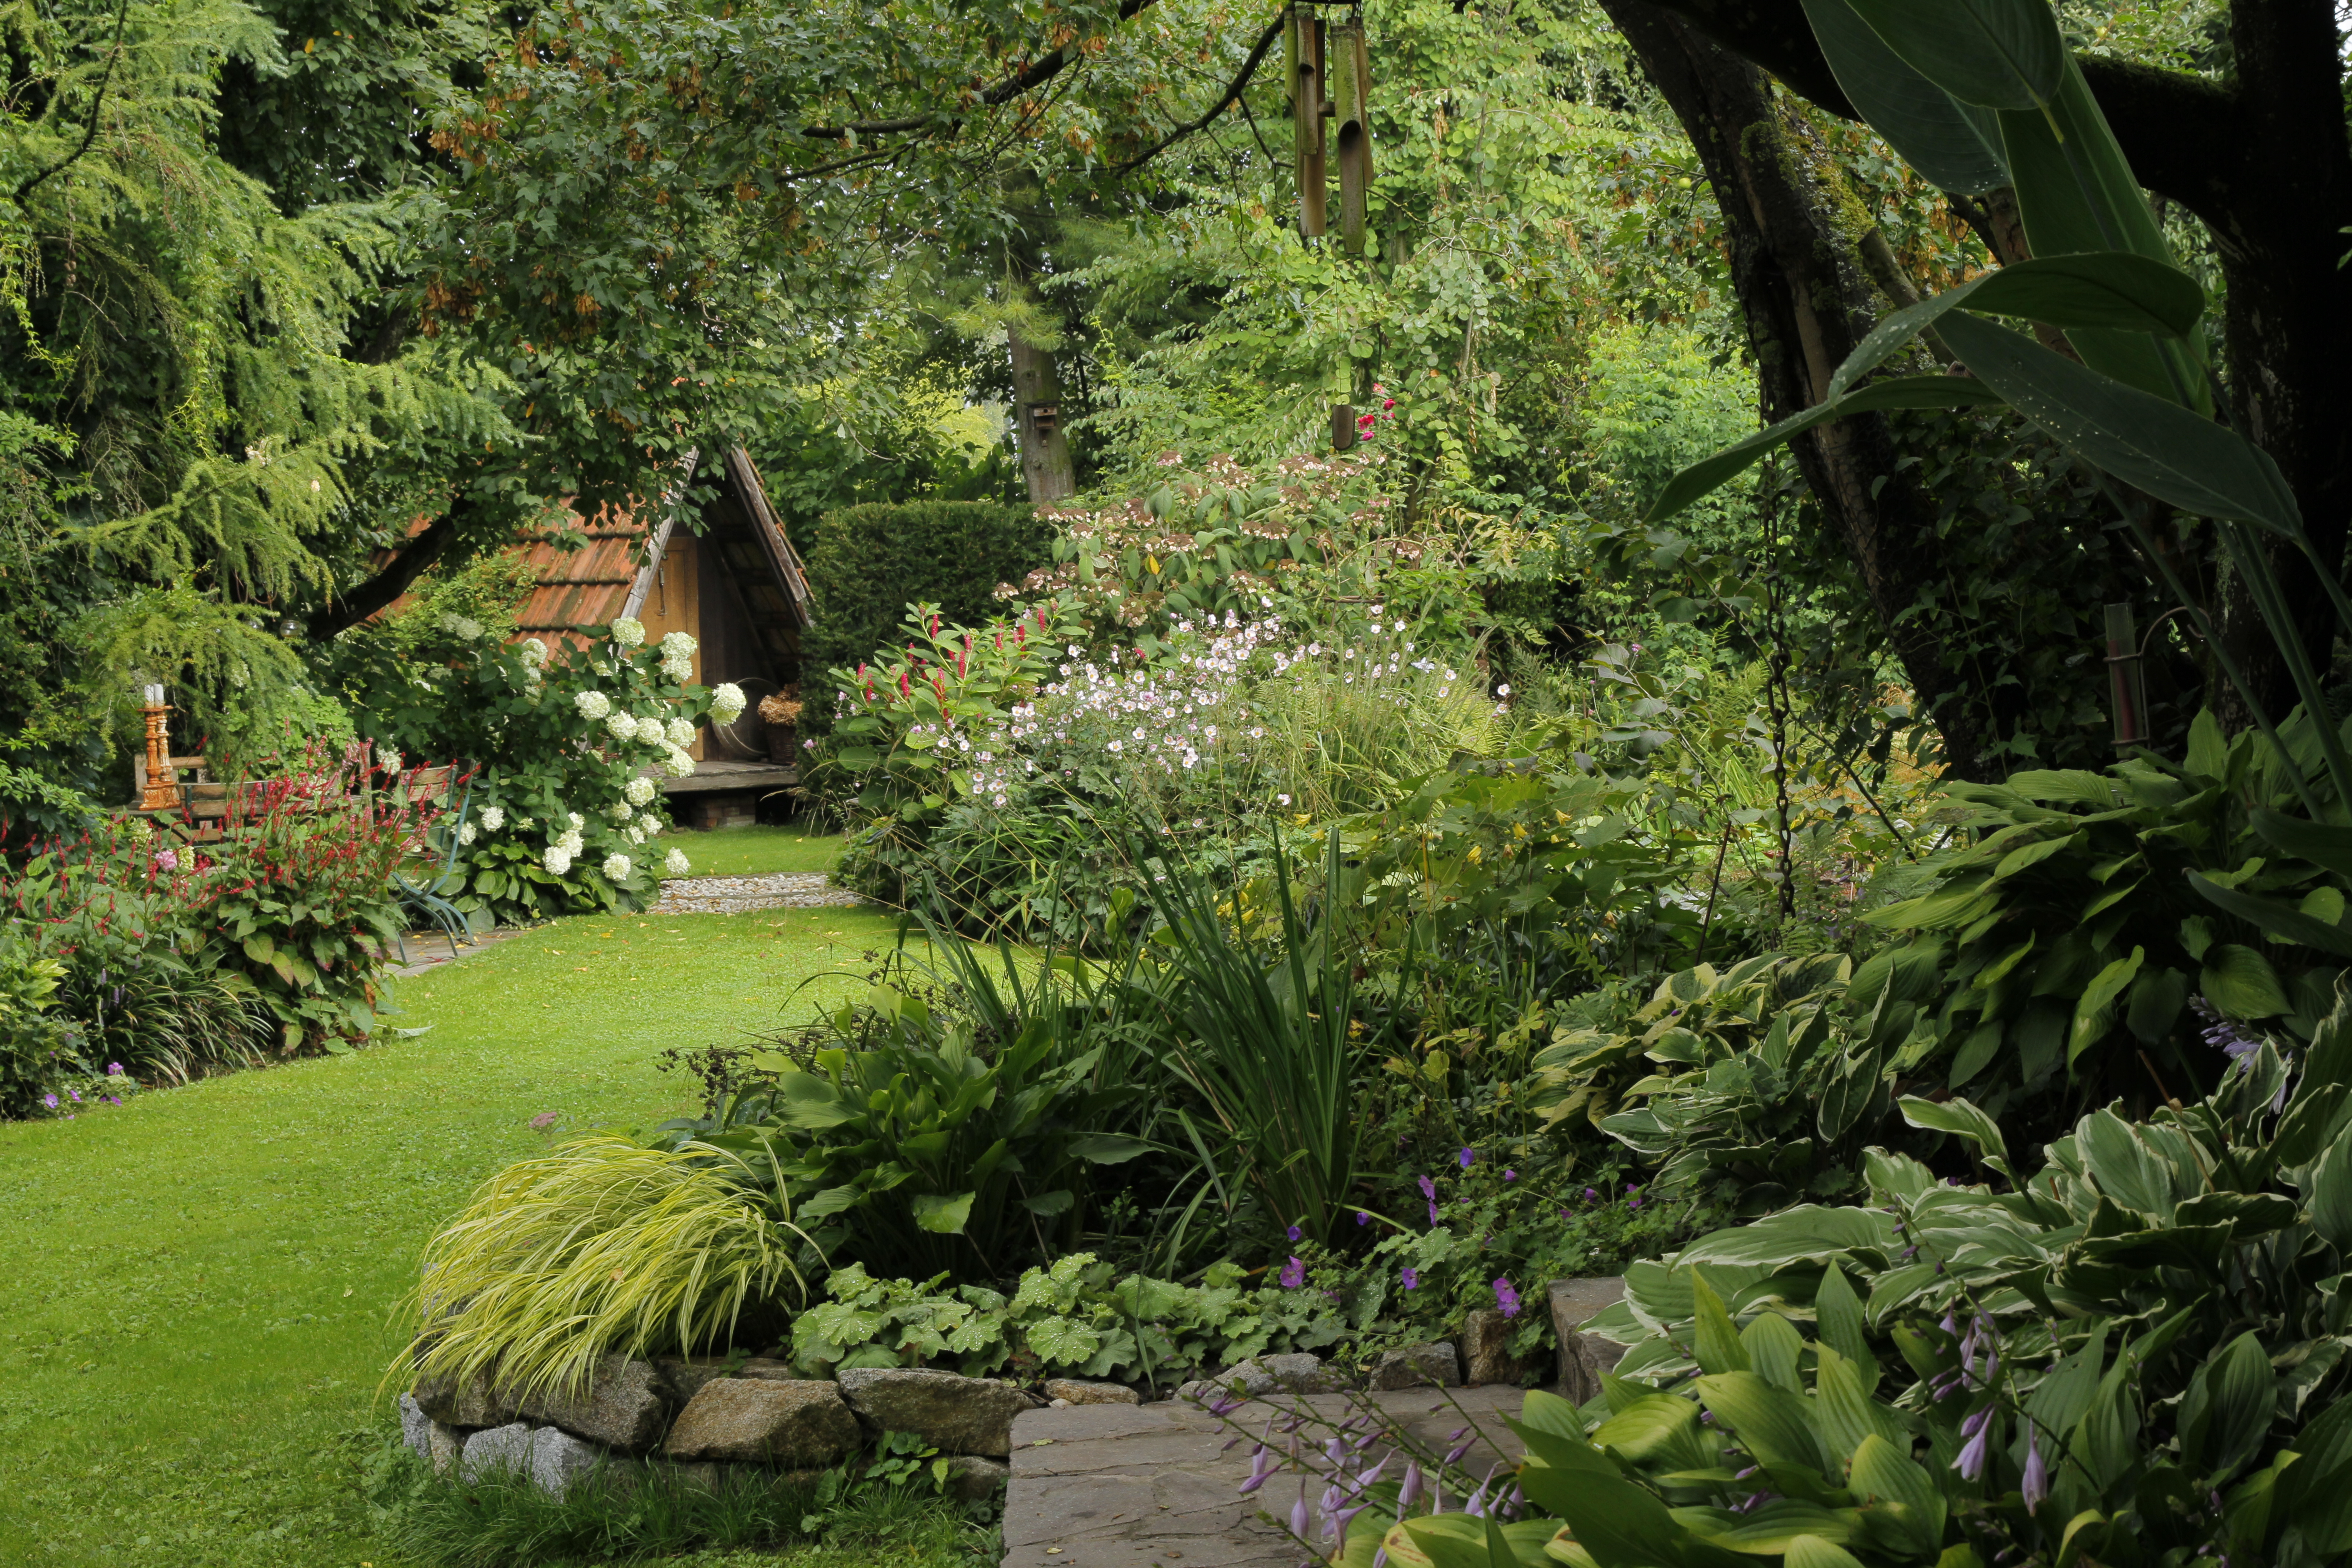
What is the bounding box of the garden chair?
[389,765,477,963]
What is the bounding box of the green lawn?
[662,820,848,878]
[0,902,911,1568]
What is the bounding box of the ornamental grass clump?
[403,1133,814,1404]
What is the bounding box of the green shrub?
[799,500,1050,738]
[0,925,81,1117]
[658,924,1171,1280]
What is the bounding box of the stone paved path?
[651,871,868,915]
[1002,1387,1529,1568]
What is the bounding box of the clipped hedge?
[798,500,1049,736]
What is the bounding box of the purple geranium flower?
[1583,1186,1598,1201]
[1458,1147,1475,1168]
[1280,1255,1306,1289]
[106,1063,124,1076]
[1417,1174,1436,1201]
[1356,1210,1371,1226]
[42,1093,57,1109]
[1288,1224,1302,1242]
[1494,1277,1521,1318]
[1503,1168,1517,1181]
[1401,1267,1420,1290]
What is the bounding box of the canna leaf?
[1844,0,2065,109]
[1797,0,2007,192]
[1934,312,2298,534]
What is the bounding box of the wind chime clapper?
[139,681,180,811]
[2104,602,2151,752]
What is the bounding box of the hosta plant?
[1509,982,2352,1568]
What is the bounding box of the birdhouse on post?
[1287,5,1327,239]
[1330,17,1372,258]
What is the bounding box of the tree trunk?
[1622,0,2352,736]
[1597,0,1993,777]
[1007,313,1076,505]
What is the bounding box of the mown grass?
[661,820,848,879]
[0,900,910,1567]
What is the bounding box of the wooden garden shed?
[486,448,816,827]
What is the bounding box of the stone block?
[835,1366,1041,1458]
[413,1366,519,1428]
[1367,1342,1460,1391]
[1044,1379,1141,1406]
[459,1421,536,1482]
[666,1378,861,1466]
[518,1354,668,1454]
[1460,1308,1539,1387]
[944,1454,1011,1501]
[428,1422,467,1478]
[1547,1277,1627,1403]
[399,1392,432,1460]
[530,1426,632,1497]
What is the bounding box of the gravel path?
[652,870,869,915]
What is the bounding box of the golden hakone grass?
[397,1132,814,1404]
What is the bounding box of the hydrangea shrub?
[323,614,742,923]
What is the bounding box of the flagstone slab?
[1001,1386,1528,1568]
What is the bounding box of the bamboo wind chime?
[1289,4,1374,449]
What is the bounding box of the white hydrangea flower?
[623,776,657,808]
[664,716,696,748]
[604,711,640,743]
[662,747,696,779]
[439,612,485,640]
[625,825,643,844]
[567,812,584,831]
[556,828,584,855]
[543,845,573,876]
[519,637,549,667]
[609,616,646,648]
[574,690,611,720]
[710,682,747,724]
[637,713,667,744]
[458,821,477,846]
[664,847,691,876]
[660,654,693,682]
[607,800,634,821]
[603,853,632,880]
[636,813,662,839]
[660,631,698,657]
[479,805,506,832]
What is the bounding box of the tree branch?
[1107,15,1285,176]
[306,506,462,640]
[15,0,130,210]
[800,0,1167,142]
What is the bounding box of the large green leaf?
[1813,1264,1874,1386]
[1846,1434,1945,1555]
[2309,1124,2352,1252]
[1644,376,2004,523]
[1690,1270,1749,1376]
[2179,1331,2276,1483]
[910,1190,976,1234]
[1798,0,2006,191]
[2070,947,2145,1063]
[1844,0,2064,108]
[1590,1394,1703,1463]
[2187,872,2352,958]
[2201,944,2290,1019]
[1935,312,2298,534]
[2249,810,2352,877]
[1695,1371,1832,1473]
[1897,1094,2011,1175]
[1828,252,2203,403]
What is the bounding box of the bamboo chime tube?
[1330,19,1371,258]
[1290,5,1326,238]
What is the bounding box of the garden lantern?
[138,682,180,811]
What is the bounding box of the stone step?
[1002,1387,1530,1568]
